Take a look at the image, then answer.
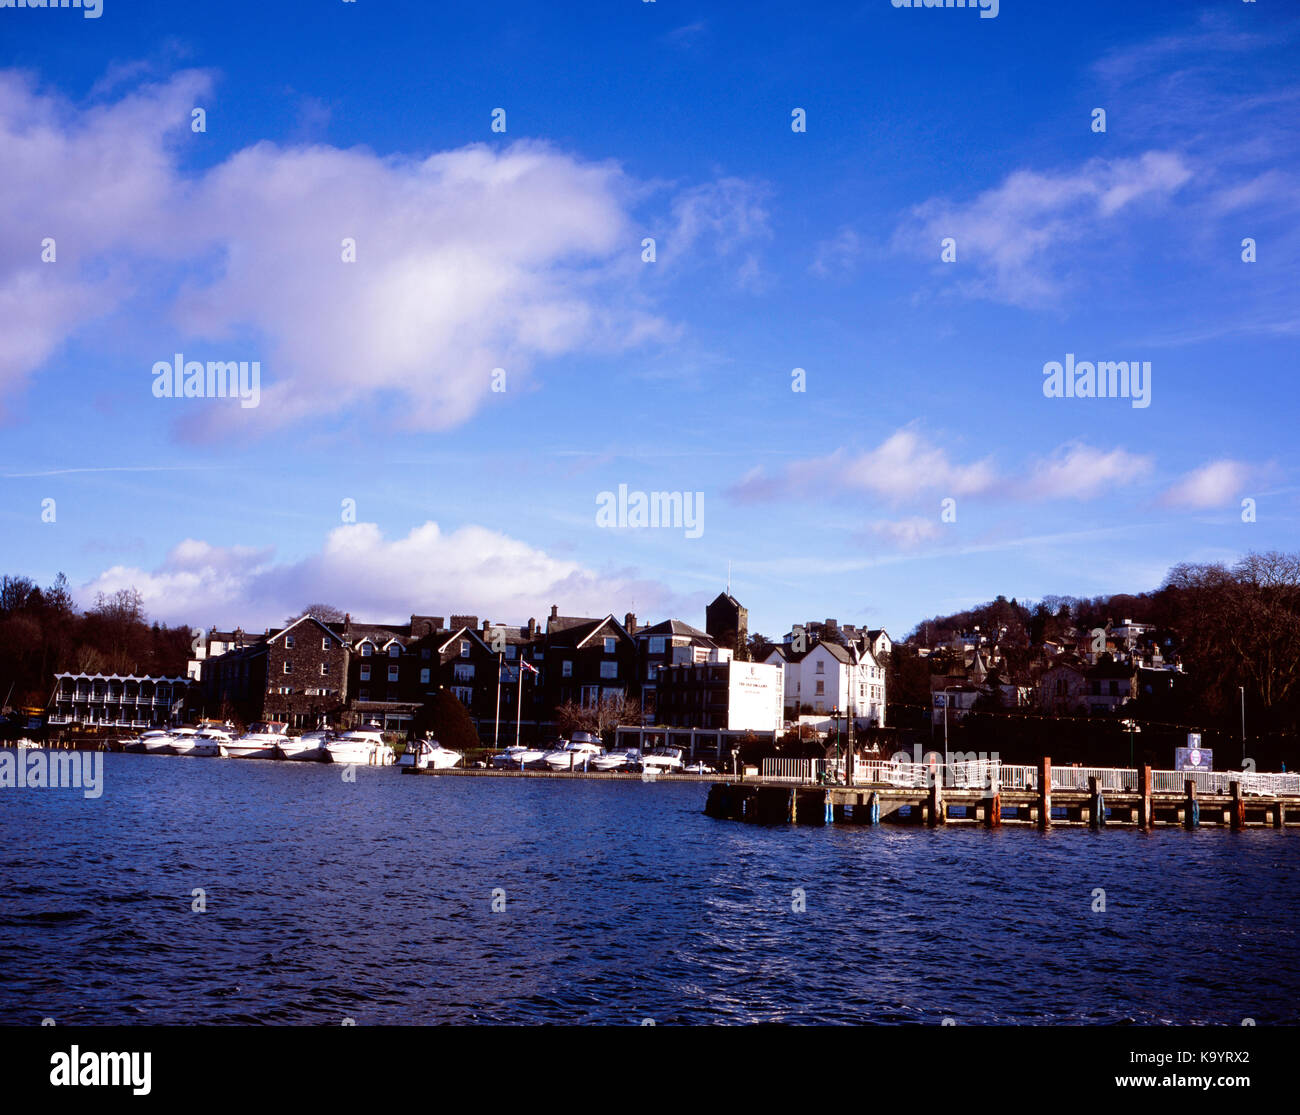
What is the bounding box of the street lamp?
[1239,686,1247,765]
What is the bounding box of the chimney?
[482,619,492,636]
[433,616,445,629]
[527,618,537,638]
[550,604,558,620]
[625,612,637,633]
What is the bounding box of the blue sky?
[0,0,1296,641]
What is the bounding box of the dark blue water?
[1,754,1297,1024]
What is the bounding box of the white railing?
[998,764,1038,791]
[1051,766,1137,792]
[1152,769,1300,796]
[760,758,826,783]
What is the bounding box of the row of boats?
[39,722,715,774]
[489,733,715,774]
[118,721,450,767]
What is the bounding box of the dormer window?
[388,644,400,658]
[361,643,373,656]
[604,637,616,653]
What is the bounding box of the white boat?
[490,744,546,769]
[398,738,463,770]
[543,738,604,771]
[641,746,685,774]
[139,728,178,754]
[172,728,231,757]
[14,738,42,750]
[324,728,388,765]
[223,721,289,759]
[683,760,716,775]
[590,747,641,772]
[280,729,332,761]
[145,727,197,755]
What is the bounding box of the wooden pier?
[704,758,1300,830]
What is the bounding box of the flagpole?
[493,652,502,749]
[515,663,523,748]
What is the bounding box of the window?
[604,637,616,653]
[648,637,665,655]
[360,665,371,681]
[420,668,430,685]
[320,663,329,676]
[358,688,369,702]
[389,644,400,657]
[453,663,475,682]
[460,641,470,658]
[388,665,399,682]
[322,637,330,651]
[562,660,573,678]
[421,648,430,659]
[505,645,517,659]
[283,661,293,675]
[815,680,824,695]
[600,661,618,679]
[451,687,473,706]
[815,660,824,673]
[285,635,295,649]
[361,643,373,657]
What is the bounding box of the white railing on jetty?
[758,757,1299,796]
[1050,766,1137,792]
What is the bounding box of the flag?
[519,658,539,676]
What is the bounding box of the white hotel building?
[765,640,886,728]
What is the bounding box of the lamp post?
[1240,686,1246,765]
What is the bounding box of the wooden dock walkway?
[705,758,1300,830]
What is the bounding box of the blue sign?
[1174,746,1212,771]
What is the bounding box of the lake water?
[1,754,1297,1025]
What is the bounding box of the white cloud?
[78,520,683,629]
[1160,459,1250,509]
[0,67,733,435]
[728,428,998,505]
[1021,443,1154,501]
[869,517,942,549]
[895,151,1193,306]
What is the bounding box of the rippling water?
[1,754,1297,1024]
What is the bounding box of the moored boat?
[397,737,462,770]
[223,721,289,759]
[280,729,332,761]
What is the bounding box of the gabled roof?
[268,614,346,646]
[636,618,715,642]
[573,615,634,649]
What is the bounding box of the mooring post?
[868,790,880,826]
[987,765,1002,828]
[928,768,944,827]
[1275,802,1286,829]
[1088,776,1103,830]
[1038,756,1052,830]
[1230,779,1245,831]
[1140,764,1152,830]
[1185,778,1199,830]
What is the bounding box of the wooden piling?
[1088,776,1103,830]
[1185,778,1198,830]
[928,771,944,827]
[1038,756,1052,830]
[1276,802,1286,829]
[1139,765,1152,830]
[1230,780,1245,831]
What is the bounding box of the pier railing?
[757,759,1298,796]
[1050,766,1137,792]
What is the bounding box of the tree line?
[0,574,194,711]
